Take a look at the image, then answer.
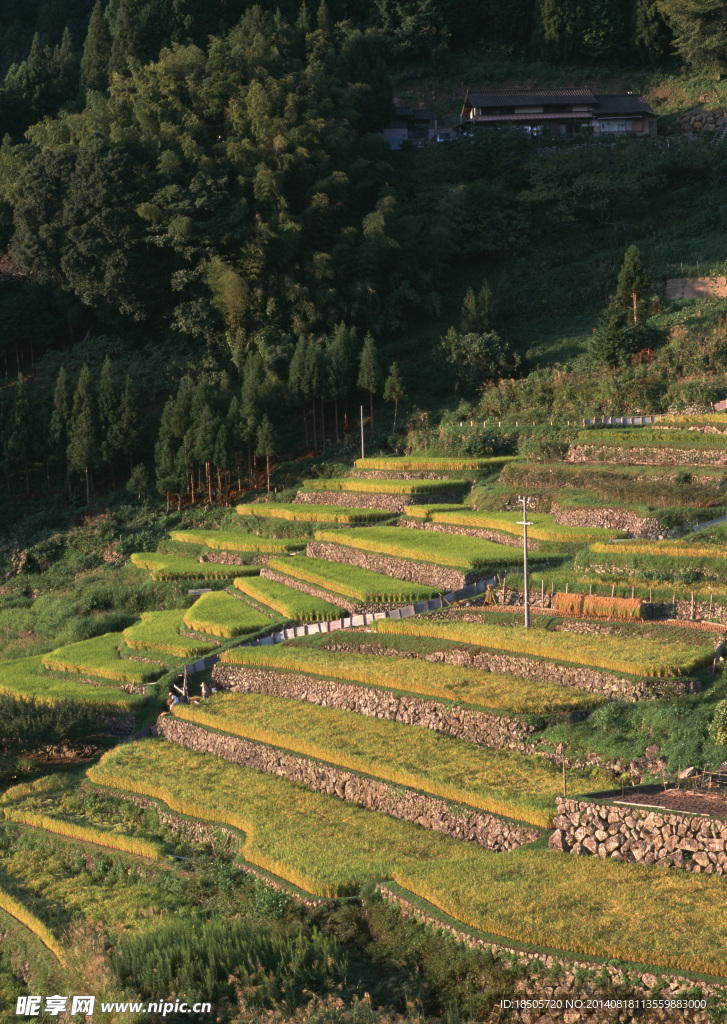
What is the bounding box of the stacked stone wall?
[549,795,727,874]
[294,490,463,513]
[565,445,727,467]
[305,540,480,590]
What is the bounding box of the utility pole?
[518,495,533,629]
[360,405,365,459]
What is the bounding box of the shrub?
[709,700,727,746]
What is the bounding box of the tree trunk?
[216,465,222,493]
[392,398,398,435]
[166,491,170,514]
[190,471,195,504]
[266,454,270,493]
[632,290,637,324]
[334,399,340,444]
[302,407,309,451]
[247,441,253,490]
[207,461,212,505]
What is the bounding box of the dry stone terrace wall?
[294,490,464,513]
[202,552,270,566]
[328,640,697,701]
[400,519,532,548]
[565,445,727,467]
[305,540,482,590]
[212,664,539,752]
[550,795,727,875]
[551,502,664,539]
[155,715,540,851]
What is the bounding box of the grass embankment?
[169,531,307,553]
[219,644,607,717]
[301,479,469,495]
[237,503,395,524]
[232,577,343,622]
[130,552,255,581]
[41,633,163,684]
[0,656,147,709]
[353,457,517,472]
[0,886,66,964]
[583,534,727,584]
[183,592,277,638]
[2,809,164,859]
[267,556,441,602]
[173,692,608,825]
[374,619,714,678]
[123,611,218,658]
[90,741,727,975]
[313,527,548,570]
[405,508,626,543]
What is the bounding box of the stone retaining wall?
[156,715,540,851]
[378,886,722,1013]
[565,445,727,467]
[549,795,727,875]
[294,490,462,513]
[328,640,696,701]
[202,552,269,566]
[211,664,538,752]
[305,540,483,590]
[399,519,531,549]
[551,502,664,539]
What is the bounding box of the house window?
[600,119,626,134]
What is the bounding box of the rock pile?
[551,502,664,539]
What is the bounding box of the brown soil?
[613,787,727,817]
[665,276,727,300]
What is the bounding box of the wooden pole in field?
[632,585,635,599]
[691,592,695,620]
[542,579,544,608]
[589,583,592,595]
[518,496,531,629]
[649,587,652,603]
[710,594,713,617]
[612,584,615,597]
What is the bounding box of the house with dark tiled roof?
[383,107,436,149]
[459,88,656,138]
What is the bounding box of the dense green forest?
[3,0,727,511]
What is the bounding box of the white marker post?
[360,404,364,460]
[518,495,533,629]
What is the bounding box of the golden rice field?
[219,644,606,716]
[88,741,727,976]
[172,692,610,825]
[374,619,713,677]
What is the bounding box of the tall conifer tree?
[67,364,98,506]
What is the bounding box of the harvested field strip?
[237,503,394,524]
[4,810,164,859]
[313,528,543,569]
[374,620,713,677]
[130,553,254,581]
[0,885,65,963]
[406,509,626,543]
[123,611,218,658]
[173,693,610,825]
[0,656,146,708]
[219,645,607,716]
[233,576,343,622]
[301,479,469,495]
[576,428,727,449]
[267,556,440,602]
[183,592,276,638]
[41,633,162,684]
[354,457,517,471]
[91,742,727,975]
[170,530,306,552]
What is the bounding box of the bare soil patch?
[614,787,727,817]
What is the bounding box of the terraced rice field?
[405,508,626,543]
[41,633,163,684]
[183,591,276,638]
[169,530,307,553]
[89,741,727,975]
[219,644,607,716]
[300,479,469,495]
[0,655,147,708]
[354,457,518,472]
[236,502,395,524]
[130,552,253,581]
[267,556,441,602]
[374,618,714,677]
[172,692,608,825]
[232,576,343,622]
[313,527,546,569]
[123,611,218,658]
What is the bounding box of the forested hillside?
[1,0,727,517]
